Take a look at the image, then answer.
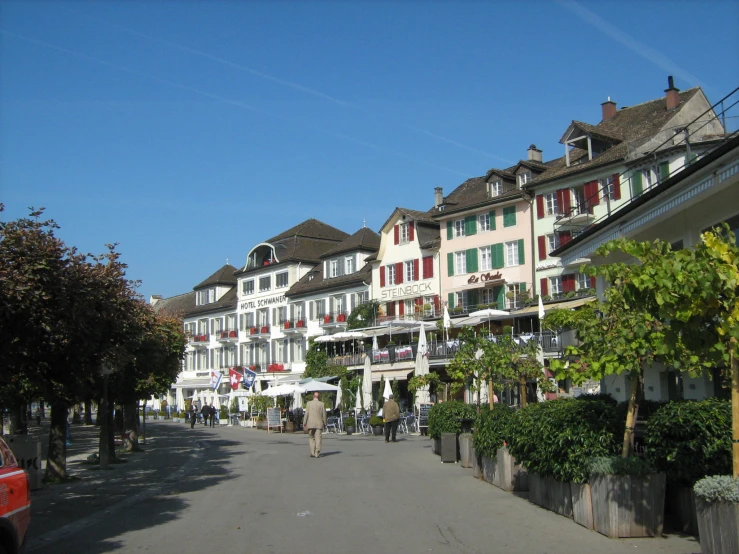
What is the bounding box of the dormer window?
[518,172,531,187]
[399,223,411,244]
[489,180,502,197]
[197,288,216,306]
[330,259,339,278]
[345,256,354,274]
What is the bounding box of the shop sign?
[380,281,432,300]
[467,271,503,285]
[240,294,286,310]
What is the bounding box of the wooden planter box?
[440,433,458,463]
[571,483,594,530]
[472,447,483,479]
[459,435,473,468]
[493,447,528,492]
[665,486,698,535]
[590,473,666,538]
[528,473,573,518]
[481,455,496,484]
[695,498,739,554]
[433,437,441,455]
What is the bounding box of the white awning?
[171,379,210,388]
[371,369,414,382]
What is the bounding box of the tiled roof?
[185,287,237,317]
[151,292,195,318]
[430,175,525,217]
[195,264,238,289]
[285,262,372,298]
[267,218,349,243]
[320,227,380,258]
[378,207,437,233]
[564,120,622,143]
[416,222,441,250]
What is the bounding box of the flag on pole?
[538,293,545,321]
[210,371,223,391]
[229,367,243,390]
[242,368,257,390]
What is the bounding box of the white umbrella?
[313,335,333,343]
[538,293,546,321]
[417,325,428,356]
[293,387,303,410]
[383,377,393,400]
[443,304,452,330]
[335,383,342,410]
[469,308,509,319]
[355,385,362,411]
[362,356,373,409]
[175,387,184,411]
[372,335,379,351]
[263,384,304,397]
[414,326,431,407]
[333,331,368,339]
[300,379,340,392]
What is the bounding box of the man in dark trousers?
[209,403,216,428]
[303,392,327,458]
[190,403,197,429]
[383,394,400,443]
[201,404,210,427]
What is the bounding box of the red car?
[0,436,30,554]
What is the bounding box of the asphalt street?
[27,421,700,554]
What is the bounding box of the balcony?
[266,362,292,373]
[327,353,366,367]
[189,334,209,347]
[555,202,596,231]
[246,325,270,341]
[217,329,239,343]
[281,319,306,334]
[319,312,348,329]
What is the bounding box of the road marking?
[26,440,206,551]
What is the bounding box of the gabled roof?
[561,120,622,144]
[195,264,238,289]
[267,218,348,243]
[151,292,195,318]
[320,227,381,258]
[285,262,373,298]
[429,174,525,218]
[185,287,238,318]
[378,206,437,233]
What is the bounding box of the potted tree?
[693,476,739,554]
[369,415,384,436]
[344,416,356,435]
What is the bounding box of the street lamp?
[99,363,113,469]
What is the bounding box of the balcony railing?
[247,325,270,339]
[189,334,209,345]
[217,330,239,341]
[327,353,366,367]
[320,312,348,327]
[282,319,307,332]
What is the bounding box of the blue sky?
[2,1,738,301]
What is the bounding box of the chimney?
[601,97,617,121]
[665,75,680,111]
[527,144,542,163]
[434,187,443,208]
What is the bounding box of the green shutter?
[503,206,516,227]
[632,171,643,196]
[465,216,477,236]
[518,239,525,265]
[448,293,455,309]
[447,252,454,276]
[468,289,478,308]
[446,221,453,240]
[659,161,670,181]
[466,248,478,273]
[493,286,505,310]
[492,243,504,269]
[489,210,496,230]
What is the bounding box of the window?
[330,260,339,278]
[505,241,519,266]
[387,264,396,285]
[399,223,411,244]
[245,312,254,328]
[547,234,559,255]
[454,219,465,238]
[518,171,531,187]
[479,246,492,271]
[454,291,467,311]
[276,306,286,324]
[345,256,354,274]
[356,291,369,305]
[478,213,491,232]
[577,273,590,290]
[405,260,415,282]
[243,280,255,295]
[259,276,271,292]
[454,251,467,274]
[333,295,345,314]
[505,284,520,309]
[550,276,562,295]
[503,206,517,227]
[257,309,268,327]
[276,272,288,288]
[480,288,495,305]
[544,192,558,216]
[489,180,502,197]
[600,176,616,201]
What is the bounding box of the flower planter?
[345,426,355,435]
[257,421,267,430]
[459,434,473,468]
[260,326,269,333]
[229,330,237,338]
[296,321,305,328]
[372,425,383,436]
[528,473,573,518]
[662,486,699,535]
[433,437,441,455]
[590,473,666,538]
[440,433,458,463]
[571,483,594,530]
[337,314,346,322]
[472,447,483,479]
[695,497,739,554]
[481,455,496,484]
[493,447,528,492]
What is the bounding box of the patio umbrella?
[335,383,342,410]
[293,387,303,410]
[372,335,379,352]
[313,335,333,343]
[175,387,184,411]
[383,376,393,400]
[300,379,340,392]
[362,356,373,409]
[355,385,362,411]
[443,304,451,342]
[414,327,431,407]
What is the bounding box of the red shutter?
[557,189,571,215]
[399,301,404,316]
[409,222,415,241]
[612,174,621,200]
[422,256,433,279]
[413,258,419,281]
[540,277,549,297]
[537,235,547,261]
[536,195,544,219]
[394,225,399,245]
[395,262,403,284]
[387,302,395,317]
[563,274,576,292]
[433,295,440,312]
[590,276,597,289]
[559,231,572,245]
[586,180,599,207]
[380,266,386,287]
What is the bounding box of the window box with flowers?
[229,330,237,338]
[336,314,346,323]
[323,315,333,324]
[296,320,305,328]
[284,321,292,330]
[220,331,229,339]
[260,326,269,334]
[250,327,258,335]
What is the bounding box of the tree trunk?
[122,402,141,452]
[730,342,738,478]
[84,399,93,425]
[45,402,69,481]
[519,375,527,408]
[108,403,116,462]
[621,372,641,458]
[9,403,24,435]
[488,380,495,410]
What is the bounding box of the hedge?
[645,399,732,487]
[507,397,623,483]
[427,401,477,440]
[473,404,516,460]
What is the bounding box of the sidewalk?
[24,419,208,551]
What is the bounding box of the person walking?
[209,404,216,428]
[190,403,197,429]
[201,404,210,427]
[303,392,327,458]
[383,394,400,443]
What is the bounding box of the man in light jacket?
[383,394,400,443]
[303,392,327,458]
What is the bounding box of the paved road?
[28,422,700,554]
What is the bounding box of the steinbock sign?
[381,281,432,300]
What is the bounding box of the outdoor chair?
[326,416,339,433]
[404,414,417,434]
[359,416,371,434]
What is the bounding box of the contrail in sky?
[557,0,703,88]
[0,29,472,178]
[68,9,508,164]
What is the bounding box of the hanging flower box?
[193,336,200,342]
[296,320,305,328]
[323,315,332,324]
[260,326,269,333]
[249,365,257,371]
[283,321,292,329]
[228,330,237,338]
[220,331,228,339]
[250,327,257,335]
[336,314,346,322]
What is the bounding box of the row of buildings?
[152,77,738,411]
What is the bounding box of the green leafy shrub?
[427,401,477,440]
[693,476,739,503]
[645,399,732,487]
[507,398,623,483]
[473,404,516,460]
[369,415,384,427]
[343,416,356,427]
[219,406,228,419]
[588,456,654,477]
